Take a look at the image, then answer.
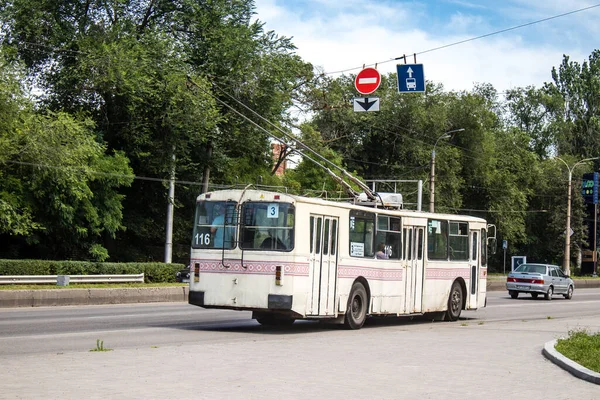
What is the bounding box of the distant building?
[271,143,288,176]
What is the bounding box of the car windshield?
[514,264,546,274]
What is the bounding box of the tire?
[531,293,538,299]
[509,291,518,299]
[445,281,463,321]
[563,285,573,300]
[544,286,553,300]
[344,281,368,330]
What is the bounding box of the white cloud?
[254,0,598,94]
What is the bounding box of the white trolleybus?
[188,188,495,329]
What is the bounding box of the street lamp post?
[430,128,465,213]
[556,156,599,276]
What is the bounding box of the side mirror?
[488,238,497,255]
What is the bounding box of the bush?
[0,259,184,283]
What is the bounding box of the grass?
[0,282,187,290]
[89,339,112,352]
[555,330,600,373]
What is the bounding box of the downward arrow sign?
[406,67,413,78]
[358,98,377,111]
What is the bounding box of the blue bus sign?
[397,64,425,93]
[582,172,598,204]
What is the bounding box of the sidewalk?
[0,286,188,308]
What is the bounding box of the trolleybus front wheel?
[445,281,463,321]
[344,281,368,330]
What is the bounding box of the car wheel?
[563,285,573,300]
[544,286,553,300]
[531,293,538,299]
[445,281,463,321]
[344,281,368,330]
[509,291,518,299]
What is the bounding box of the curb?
[0,280,596,308]
[542,339,600,385]
[0,286,189,308]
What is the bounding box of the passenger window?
[331,220,337,256]
[417,229,423,260]
[349,210,375,258]
[403,228,408,260]
[407,228,413,260]
[375,215,402,260]
[550,269,558,277]
[323,219,330,256]
[449,222,469,261]
[316,218,322,255]
[471,232,478,261]
[427,219,448,260]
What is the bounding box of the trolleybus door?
[468,230,479,308]
[404,226,425,313]
[308,215,339,316]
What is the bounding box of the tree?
[1,0,313,262]
[0,55,133,260]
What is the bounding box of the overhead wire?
[7,3,593,206]
[206,79,376,199]
[324,3,600,75]
[186,78,368,198]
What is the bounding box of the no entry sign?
[355,67,381,95]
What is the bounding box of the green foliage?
[2,0,600,273]
[1,0,313,262]
[0,260,184,283]
[555,329,600,373]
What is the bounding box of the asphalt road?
[1,289,600,399]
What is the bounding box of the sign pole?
[502,240,507,274]
[595,203,598,277]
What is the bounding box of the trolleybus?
[188,188,495,329]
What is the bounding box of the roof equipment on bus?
[356,192,403,209]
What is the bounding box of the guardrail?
[0,274,145,285]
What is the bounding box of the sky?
[253,0,600,94]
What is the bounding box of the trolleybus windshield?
[240,202,294,251]
[192,201,238,249]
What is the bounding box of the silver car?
[506,263,574,300]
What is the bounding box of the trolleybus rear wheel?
[445,281,463,321]
[344,281,368,330]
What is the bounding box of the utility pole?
[556,156,599,276]
[164,146,176,264]
[430,128,464,212]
